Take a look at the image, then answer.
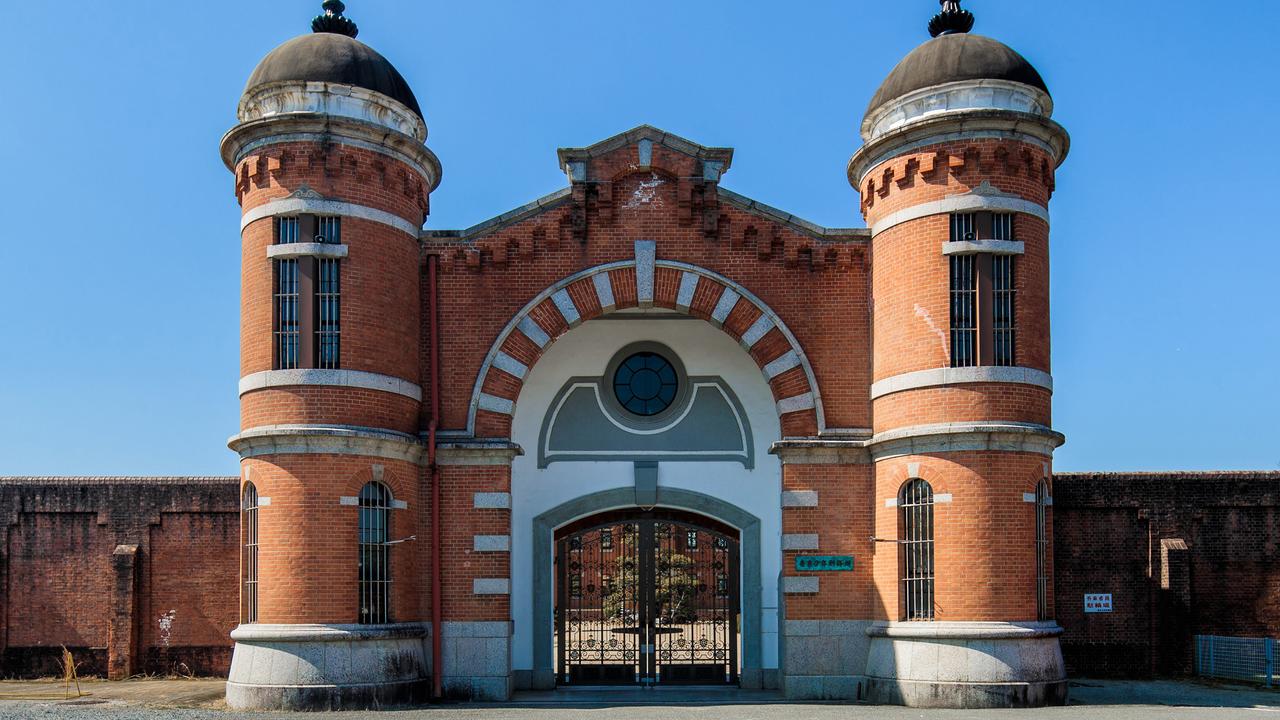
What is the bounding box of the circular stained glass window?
[613,352,679,417]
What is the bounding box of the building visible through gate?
[556,511,740,685]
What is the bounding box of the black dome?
[245,33,422,119]
[866,33,1048,119]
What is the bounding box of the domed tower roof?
[865,33,1047,119]
[243,1,422,119]
[859,1,1054,144]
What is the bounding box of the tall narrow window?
[950,255,977,367]
[316,216,342,244]
[992,254,1016,366]
[316,258,341,369]
[275,217,300,244]
[241,483,259,624]
[1035,480,1050,621]
[274,260,300,369]
[358,482,392,624]
[900,479,935,621]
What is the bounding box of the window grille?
[1036,480,1050,620]
[358,482,392,624]
[601,529,613,551]
[992,212,1014,241]
[992,254,1016,367]
[241,483,259,624]
[901,479,936,621]
[315,216,342,244]
[950,213,975,243]
[687,530,698,550]
[275,217,300,245]
[316,259,341,369]
[274,259,300,369]
[950,254,977,367]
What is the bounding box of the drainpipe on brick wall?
[427,253,443,700]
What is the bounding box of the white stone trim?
[1024,492,1054,506]
[871,190,1050,237]
[474,492,511,509]
[229,425,424,463]
[783,577,820,594]
[550,289,581,327]
[635,240,656,307]
[491,352,529,380]
[740,315,774,349]
[437,442,523,466]
[942,239,1025,256]
[517,317,551,348]
[241,196,421,238]
[239,369,423,402]
[391,499,408,510]
[473,578,511,596]
[884,498,898,508]
[473,535,511,552]
[710,288,740,326]
[771,440,871,465]
[782,534,820,551]
[863,79,1053,142]
[907,462,921,478]
[675,272,699,311]
[266,242,350,260]
[777,393,816,416]
[257,497,272,507]
[763,351,801,380]
[781,491,819,508]
[935,493,954,504]
[339,496,358,506]
[238,80,427,142]
[870,422,1065,461]
[477,393,515,416]
[592,272,616,312]
[870,366,1053,400]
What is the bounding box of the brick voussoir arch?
[465,258,825,438]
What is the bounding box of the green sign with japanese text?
[795,555,854,572]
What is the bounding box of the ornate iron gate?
[555,512,740,686]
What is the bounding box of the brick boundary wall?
[2,471,1276,679]
[0,477,239,679]
[1052,471,1280,678]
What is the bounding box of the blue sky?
[1,0,1276,475]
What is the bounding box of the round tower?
[853,1,1070,708]
[220,2,440,710]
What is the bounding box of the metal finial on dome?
[928,0,976,37]
[312,0,359,38]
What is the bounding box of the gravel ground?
[0,679,1277,720]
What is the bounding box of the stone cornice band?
[230,622,429,643]
[870,192,1049,237]
[242,197,422,238]
[239,369,423,402]
[220,113,442,192]
[229,425,425,463]
[848,109,1071,186]
[866,621,1063,640]
[942,239,1025,256]
[870,366,1053,400]
[771,421,1064,463]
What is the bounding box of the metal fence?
[1194,635,1275,687]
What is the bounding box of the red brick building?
[3,0,1278,712]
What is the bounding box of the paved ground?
[0,678,1276,718]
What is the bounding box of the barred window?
[274,259,300,370]
[275,217,300,245]
[601,528,613,551]
[241,483,259,624]
[315,216,342,244]
[900,479,935,621]
[991,212,1014,241]
[950,255,977,367]
[950,212,976,243]
[1036,480,1050,621]
[992,255,1016,367]
[358,482,392,624]
[316,258,341,369]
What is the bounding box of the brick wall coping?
[866,621,1063,640]
[1054,471,1280,481]
[421,188,573,244]
[0,476,238,485]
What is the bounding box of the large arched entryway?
[555,508,741,686]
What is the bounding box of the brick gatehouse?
[3,0,1278,712]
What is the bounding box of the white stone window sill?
[266,242,350,260]
[942,240,1025,256]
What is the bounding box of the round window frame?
[600,342,692,431]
